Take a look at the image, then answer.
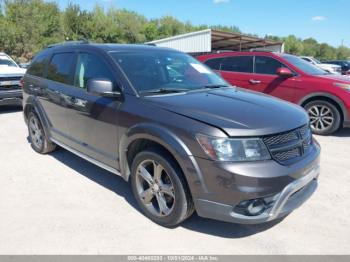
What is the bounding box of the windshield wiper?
[139,88,189,95]
[202,84,230,89]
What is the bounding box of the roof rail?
[250,48,275,52]
[47,40,90,48]
[214,50,235,53]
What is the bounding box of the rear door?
[64,51,121,168]
[219,55,254,89]
[248,55,297,101]
[39,52,76,143]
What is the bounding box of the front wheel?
[130,149,194,227]
[305,100,341,135]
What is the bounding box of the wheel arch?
[299,93,347,123]
[119,123,208,198]
[23,97,51,138]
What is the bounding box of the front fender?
[119,122,209,198]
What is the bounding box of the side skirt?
[50,137,122,177]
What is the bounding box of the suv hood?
[319,63,341,68]
[0,66,26,77]
[147,88,308,137]
[316,74,350,83]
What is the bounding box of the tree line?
[0,0,349,62]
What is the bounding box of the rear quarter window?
[27,52,49,77]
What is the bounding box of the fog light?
[247,199,266,216]
[234,198,268,216]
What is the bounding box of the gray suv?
[22,42,321,227]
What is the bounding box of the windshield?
[109,50,228,94]
[0,56,18,67]
[312,58,321,64]
[283,54,328,75]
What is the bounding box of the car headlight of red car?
[334,82,350,92]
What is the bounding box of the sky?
[57,0,350,48]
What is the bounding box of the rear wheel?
[28,112,56,154]
[130,149,194,227]
[305,100,341,135]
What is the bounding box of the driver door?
[248,56,298,102]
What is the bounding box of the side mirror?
[87,79,121,98]
[276,67,294,78]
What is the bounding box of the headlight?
[196,134,271,162]
[334,82,350,92]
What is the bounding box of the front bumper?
[0,89,22,106]
[192,143,320,224]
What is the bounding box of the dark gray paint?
[22,43,321,224]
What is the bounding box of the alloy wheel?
[135,160,175,217]
[29,115,43,149]
[308,105,334,132]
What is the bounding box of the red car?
[197,51,350,135]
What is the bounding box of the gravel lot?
[0,105,350,255]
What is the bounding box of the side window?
[204,58,223,70]
[47,53,75,85]
[254,56,284,75]
[74,53,115,90]
[221,56,253,73]
[27,52,48,77]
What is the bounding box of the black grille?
[0,76,22,90]
[263,131,298,147]
[0,76,22,81]
[274,148,300,162]
[0,85,21,91]
[263,125,313,165]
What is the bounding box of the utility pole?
[341,39,344,47]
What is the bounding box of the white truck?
[300,56,342,75]
[0,53,26,106]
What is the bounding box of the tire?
[304,100,341,135]
[27,111,56,154]
[130,148,194,227]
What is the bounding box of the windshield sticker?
[190,63,212,74]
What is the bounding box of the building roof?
[148,29,284,53]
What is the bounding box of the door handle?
[28,84,42,92]
[249,79,261,84]
[69,96,87,108]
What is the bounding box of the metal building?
[147,29,284,54]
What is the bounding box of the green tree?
[336,46,350,60]
[2,0,62,60]
[157,16,187,38]
[301,38,319,57]
[317,43,337,60]
[62,2,91,41]
[114,9,147,43]
[83,5,117,43]
[210,25,241,33]
[143,20,159,42]
[284,35,304,55]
